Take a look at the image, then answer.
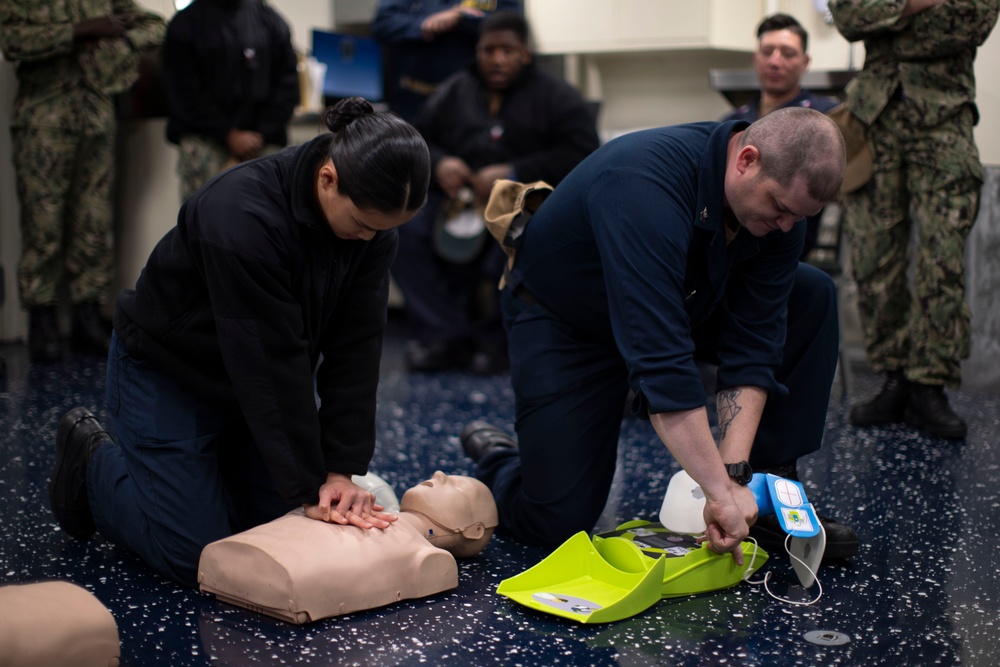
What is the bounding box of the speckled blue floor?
[1,323,998,666]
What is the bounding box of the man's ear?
[735,145,760,175]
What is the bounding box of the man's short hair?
[756,13,809,52]
[480,11,529,44]
[741,107,845,202]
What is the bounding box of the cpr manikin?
[198,472,498,623]
[0,581,120,667]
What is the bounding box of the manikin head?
[401,471,499,558]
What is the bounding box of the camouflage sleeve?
[0,1,76,62]
[828,0,909,42]
[114,0,166,51]
[894,0,1000,58]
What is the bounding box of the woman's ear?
[317,160,339,195]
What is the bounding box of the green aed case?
[496,521,768,624]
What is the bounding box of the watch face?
[727,462,752,484]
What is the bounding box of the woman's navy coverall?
[476,121,840,547]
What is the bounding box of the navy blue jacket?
[115,135,396,505]
[722,89,838,123]
[163,0,299,147]
[371,0,522,120]
[514,122,804,415]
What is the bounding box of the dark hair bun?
[325,97,376,133]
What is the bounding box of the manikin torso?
[198,472,498,623]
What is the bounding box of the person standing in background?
[162,0,299,202]
[391,12,599,373]
[830,0,999,439]
[722,13,838,260]
[0,0,166,362]
[372,0,522,122]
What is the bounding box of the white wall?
[580,0,1000,166]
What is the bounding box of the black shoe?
[460,420,517,462]
[71,302,111,357]
[904,384,967,440]
[468,340,510,375]
[29,306,61,362]
[49,407,111,540]
[404,339,470,372]
[850,369,910,426]
[750,514,859,562]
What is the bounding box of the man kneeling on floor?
[461,107,859,562]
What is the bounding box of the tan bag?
[827,103,873,194]
[483,179,554,288]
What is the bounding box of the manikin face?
[315,160,414,241]
[754,29,810,98]
[401,471,498,529]
[724,144,825,237]
[476,29,531,91]
[401,471,498,557]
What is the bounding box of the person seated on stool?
[46,97,431,588]
[199,471,498,623]
[392,12,599,374]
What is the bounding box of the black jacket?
[163,0,299,146]
[414,62,600,185]
[115,135,396,505]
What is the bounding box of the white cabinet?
[525,0,763,54]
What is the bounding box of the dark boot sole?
[903,408,967,440]
[49,408,100,540]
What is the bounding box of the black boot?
[850,369,910,426]
[750,514,859,561]
[460,420,517,462]
[71,302,111,357]
[751,461,859,561]
[29,306,61,362]
[904,384,967,440]
[49,407,112,540]
[404,339,471,372]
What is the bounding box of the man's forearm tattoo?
[717,388,742,441]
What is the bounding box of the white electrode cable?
[743,535,823,606]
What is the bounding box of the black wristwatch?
[725,461,753,485]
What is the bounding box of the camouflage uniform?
[830,0,998,387]
[0,0,165,307]
[177,135,283,203]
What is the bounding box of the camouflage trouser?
[842,103,982,387]
[11,126,115,307]
[177,135,284,203]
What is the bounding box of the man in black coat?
[391,12,600,374]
